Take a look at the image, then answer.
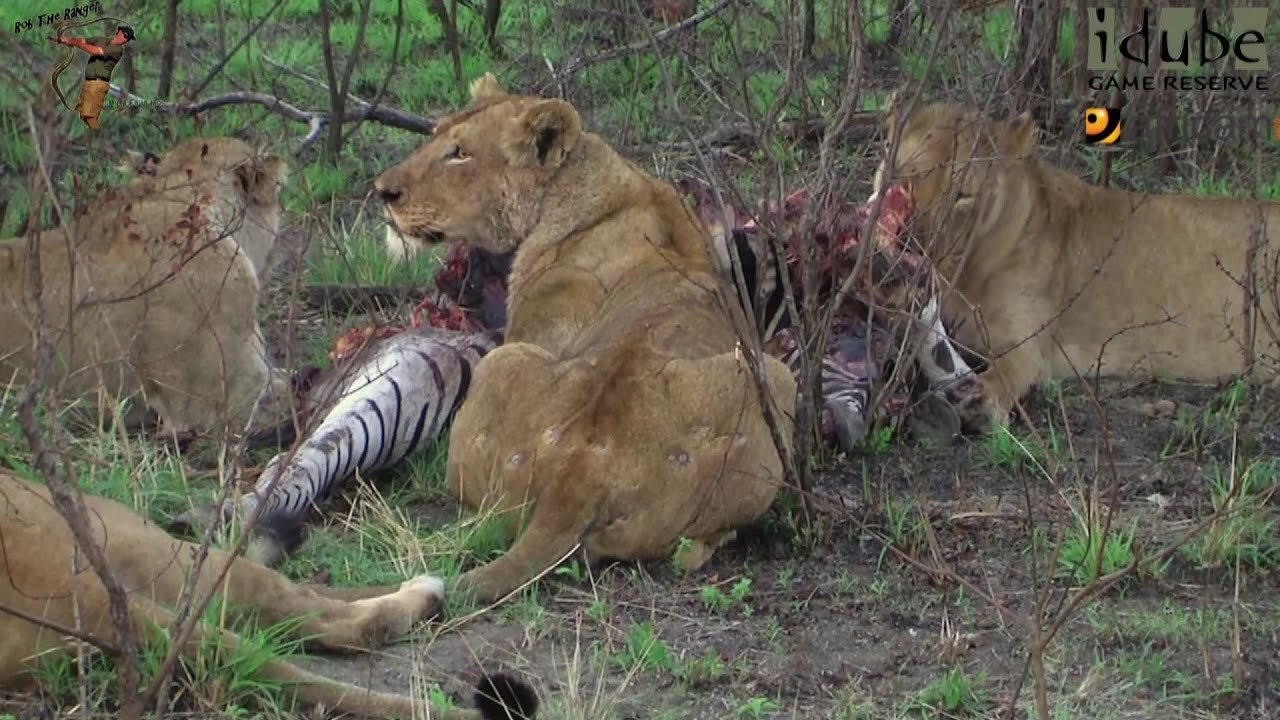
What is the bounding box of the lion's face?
[149,137,288,210]
[871,102,1038,235]
[132,134,288,269]
[373,74,583,259]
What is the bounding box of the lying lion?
[874,101,1280,426]
[0,470,538,719]
[0,137,290,439]
[374,74,797,604]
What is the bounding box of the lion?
[0,470,539,719]
[0,137,292,439]
[373,74,797,605]
[872,101,1280,427]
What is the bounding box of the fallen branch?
[106,85,436,155]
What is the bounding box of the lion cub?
[0,137,291,440]
[873,101,1279,427]
[374,74,797,604]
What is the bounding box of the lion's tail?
[125,594,538,719]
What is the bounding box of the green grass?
[902,668,989,719]
[1183,458,1279,572]
[33,593,309,718]
[303,218,442,287]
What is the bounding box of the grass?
[33,593,310,718]
[303,216,442,287]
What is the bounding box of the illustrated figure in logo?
[47,23,135,130]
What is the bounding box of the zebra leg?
[822,335,874,453]
[169,331,497,566]
[914,297,989,434]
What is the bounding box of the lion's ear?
[116,149,160,176]
[1003,111,1039,158]
[881,84,917,142]
[469,72,505,102]
[235,155,287,205]
[504,99,582,168]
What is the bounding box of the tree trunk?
[1011,0,1062,124]
[801,0,816,58]
[887,0,910,48]
[157,0,181,100]
[427,0,465,96]
[483,0,502,56]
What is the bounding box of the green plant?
[304,219,441,288]
[1185,458,1279,571]
[1058,517,1137,587]
[864,424,895,454]
[34,595,308,716]
[902,668,988,718]
[736,696,780,718]
[698,578,753,615]
[612,621,674,674]
[678,647,727,688]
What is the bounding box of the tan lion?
[0,137,291,439]
[374,74,797,604]
[0,470,539,719]
[873,101,1280,427]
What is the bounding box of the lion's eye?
[444,145,469,162]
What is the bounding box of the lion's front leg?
[189,545,444,653]
[973,339,1046,430]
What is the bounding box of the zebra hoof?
[243,516,308,568]
[829,409,868,453]
[165,503,223,539]
[909,392,962,443]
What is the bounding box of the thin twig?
[185,0,289,101]
[557,0,739,79]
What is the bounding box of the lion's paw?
[401,574,446,599]
[401,574,447,622]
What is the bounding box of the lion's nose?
[374,179,402,204]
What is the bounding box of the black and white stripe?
[206,327,499,541]
[710,217,983,448]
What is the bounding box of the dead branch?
[105,85,436,155]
